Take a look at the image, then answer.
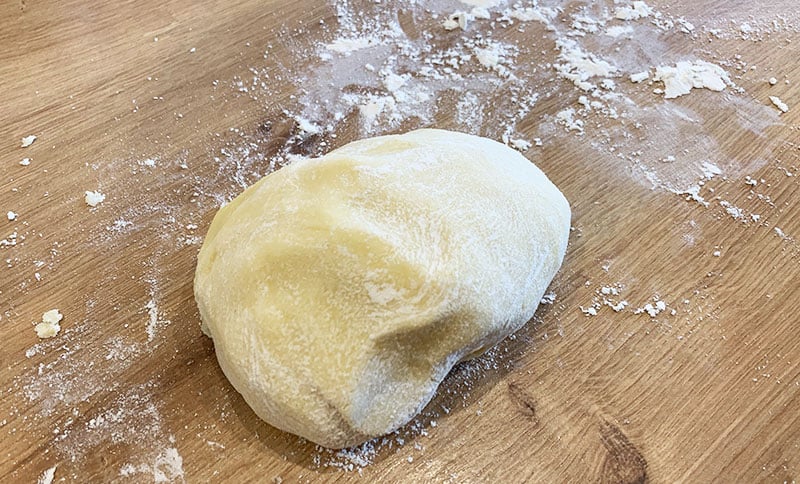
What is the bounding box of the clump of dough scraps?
[35,309,63,339]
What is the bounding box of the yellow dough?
[194,129,570,448]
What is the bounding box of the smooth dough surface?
[194,128,570,448]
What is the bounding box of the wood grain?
[2,1,800,482]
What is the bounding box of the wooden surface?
[2,1,800,482]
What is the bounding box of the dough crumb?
[630,71,650,83]
[21,135,37,147]
[768,77,778,86]
[294,116,322,135]
[769,95,789,113]
[85,190,106,207]
[7,211,17,221]
[20,157,31,166]
[35,309,63,339]
[42,309,63,325]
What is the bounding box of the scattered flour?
[144,296,171,343]
[769,95,789,113]
[84,190,106,207]
[774,227,793,241]
[0,231,19,247]
[505,5,556,26]
[614,2,654,21]
[555,108,584,133]
[509,138,532,151]
[606,25,634,37]
[38,465,57,484]
[5,0,799,480]
[21,134,37,147]
[701,161,723,179]
[580,285,630,317]
[554,38,617,92]
[653,61,732,99]
[719,200,747,222]
[120,447,185,483]
[325,36,381,55]
[581,305,599,316]
[636,299,668,318]
[540,292,557,305]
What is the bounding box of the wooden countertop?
[2,1,799,482]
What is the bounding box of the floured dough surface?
[194,128,570,448]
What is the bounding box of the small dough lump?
[194,129,570,448]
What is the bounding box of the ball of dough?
[194,129,570,448]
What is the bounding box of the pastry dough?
[194,129,570,448]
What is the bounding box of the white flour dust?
[3,0,799,480]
